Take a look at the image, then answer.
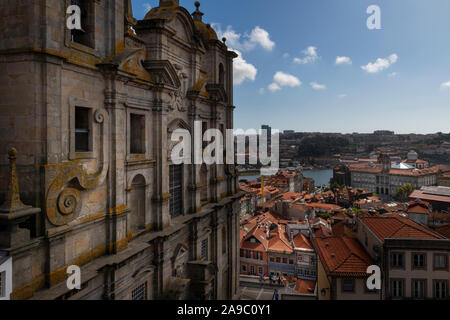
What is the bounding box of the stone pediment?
[205,84,228,103]
[99,47,151,82]
[142,60,181,88]
[171,243,189,264]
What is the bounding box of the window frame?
[201,238,209,261]
[390,252,405,270]
[0,271,5,298]
[411,252,427,270]
[131,282,148,301]
[67,0,96,50]
[411,279,427,300]
[341,278,355,293]
[258,267,264,276]
[69,98,95,160]
[433,253,449,271]
[391,279,405,299]
[129,113,146,156]
[169,164,183,219]
[433,280,448,300]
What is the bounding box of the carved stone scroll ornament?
[45,109,109,226]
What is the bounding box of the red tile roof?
[307,203,342,211]
[361,216,444,240]
[435,225,450,239]
[409,190,450,204]
[313,237,374,277]
[293,233,313,250]
[294,279,316,295]
[407,201,430,215]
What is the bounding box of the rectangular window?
[130,114,145,154]
[75,107,91,152]
[222,228,227,254]
[413,253,426,269]
[289,259,294,265]
[270,257,275,262]
[131,283,147,301]
[257,252,262,260]
[201,238,208,261]
[258,267,264,275]
[202,121,208,149]
[282,258,287,264]
[70,0,95,48]
[434,254,448,270]
[412,280,426,299]
[250,266,255,276]
[276,257,281,263]
[0,271,5,298]
[240,249,244,258]
[434,280,448,300]
[391,253,404,268]
[169,165,183,218]
[392,280,404,298]
[241,265,247,273]
[342,279,355,292]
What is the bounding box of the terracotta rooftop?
[410,189,450,204]
[306,203,342,211]
[313,237,374,277]
[361,216,444,240]
[435,225,450,239]
[293,233,313,251]
[407,201,430,215]
[294,279,316,295]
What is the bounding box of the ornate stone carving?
[45,109,110,226]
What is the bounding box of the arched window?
[219,63,225,86]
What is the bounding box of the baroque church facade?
[0,0,242,300]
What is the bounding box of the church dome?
[407,150,418,161]
[192,1,218,42]
[144,0,179,20]
[194,20,218,41]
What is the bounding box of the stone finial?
[0,148,28,213]
[192,1,204,22]
[222,37,227,44]
[125,0,137,29]
[0,148,41,249]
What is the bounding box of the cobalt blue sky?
[132,0,450,134]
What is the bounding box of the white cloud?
[213,24,275,52]
[268,72,301,92]
[336,56,352,65]
[440,81,450,90]
[248,26,275,51]
[338,94,347,99]
[361,54,398,73]
[268,83,281,92]
[143,3,152,12]
[293,46,319,64]
[232,49,257,85]
[310,82,326,90]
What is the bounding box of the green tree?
[395,183,415,200]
